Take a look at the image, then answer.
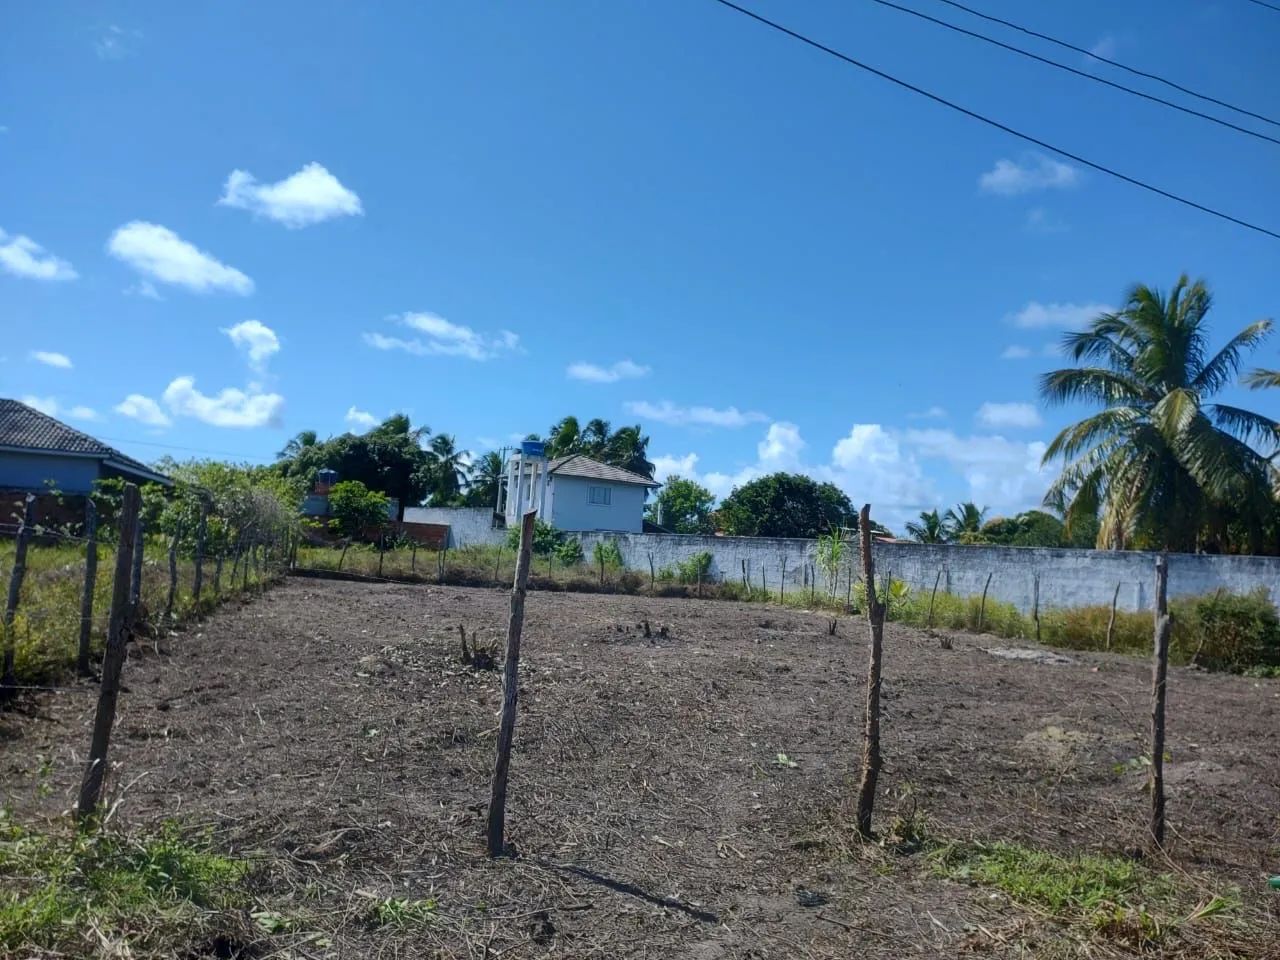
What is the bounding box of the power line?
[866,0,1280,147]
[94,433,274,462]
[706,0,1280,242]
[1241,0,1280,12]
[932,0,1280,129]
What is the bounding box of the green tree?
[276,430,318,460]
[716,473,857,539]
[1040,275,1278,552]
[427,434,470,505]
[275,414,435,516]
[981,510,1065,547]
[646,475,715,533]
[534,415,655,478]
[464,449,507,508]
[327,480,390,540]
[943,502,988,542]
[905,509,947,543]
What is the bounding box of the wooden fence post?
[213,550,224,598]
[741,558,748,591]
[130,519,145,608]
[1105,581,1121,650]
[337,539,349,572]
[926,568,942,628]
[377,535,385,578]
[76,483,140,824]
[856,504,886,838]
[192,507,207,610]
[487,510,536,857]
[650,552,657,594]
[77,499,99,677]
[779,557,787,600]
[2,493,36,692]
[1032,572,1041,643]
[760,566,766,599]
[165,520,182,620]
[1149,555,1172,851]
[978,571,993,632]
[411,541,417,573]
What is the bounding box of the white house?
[502,448,659,533]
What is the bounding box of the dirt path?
[3,579,1277,957]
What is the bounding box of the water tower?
[505,440,549,526]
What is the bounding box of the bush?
[554,537,584,566]
[591,540,624,572]
[1176,589,1279,671]
[506,519,563,556]
[674,551,713,584]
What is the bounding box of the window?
[588,485,611,506]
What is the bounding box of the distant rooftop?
[0,398,172,486]
[547,454,660,488]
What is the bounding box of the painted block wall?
[571,532,1280,613]
[548,475,646,533]
[401,506,504,548]
[0,452,101,493]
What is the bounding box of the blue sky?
[3,0,1278,530]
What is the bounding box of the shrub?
[554,537,584,566]
[506,519,563,556]
[674,551,713,584]
[591,540,624,572]
[1176,589,1279,671]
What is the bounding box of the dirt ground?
[3,579,1278,958]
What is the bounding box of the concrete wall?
[0,451,101,493]
[571,532,1280,613]
[549,475,646,533]
[402,506,504,548]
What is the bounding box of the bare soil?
[3,579,1278,958]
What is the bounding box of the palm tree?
[1245,368,1280,391]
[276,430,318,461]
[466,449,508,508]
[545,417,582,458]
[604,424,654,478]
[581,418,612,459]
[1040,275,1278,552]
[905,509,948,543]
[428,434,470,503]
[943,502,988,542]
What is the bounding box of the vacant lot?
[2,580,1277,958]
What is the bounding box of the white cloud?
[346,406,378,429]
[1025,207,1068,234]
[96,25,141,60]
[1000,345,1032,360]
[1088,34,1118,60]
[68,405,100,421]
[624,400,769,428]
[0,229,77,281]
[107,221,253,295]
[161,377,283,428]
[219,163,363,228]
[31,350,72,369]
[126,280,163,300]
[566,359,651,383]
[222,319,280,372]
[21,395,59,416]
[115,394,171,427]
[652,452,701,483]
[1008,300,1111,329]
[904,428,1051,515]
[977,401,1042,429]
[907,405,947,420]
[757,421,805,468]
[979,154,1080,196]
[364,312,520,361]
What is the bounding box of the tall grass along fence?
[1,485,297,695]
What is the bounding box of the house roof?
[547,454,661,487]
[0,398,172,486]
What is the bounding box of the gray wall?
[571,532,1280,613]
[0,451,101,493]
[402,506,503,548]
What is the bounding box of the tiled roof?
[548,454,660,487]
[0,398,169,483]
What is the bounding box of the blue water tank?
[521,440,546,458]
[317,468,338,485]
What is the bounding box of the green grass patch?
[364,895,439,927]
[0,811,249,955]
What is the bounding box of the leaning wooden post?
[978,571,993,632]
[191,506,207,610]
[926,568,943,628]
[1105,581,1121,651]
[377,535,385,577]
[1,493,36,692]
[651,552,657,594]
[1149,555,1172,851]
[1032,572,1041,643]
[741,558,749,591]
[779,556,787,601]
[856,503,886,838]
[76,483,140,824]
[487,509,536,858]
[410,540,418,573]
[129,519,145,608]
[77,499,100,677]
[164,520,182,620]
